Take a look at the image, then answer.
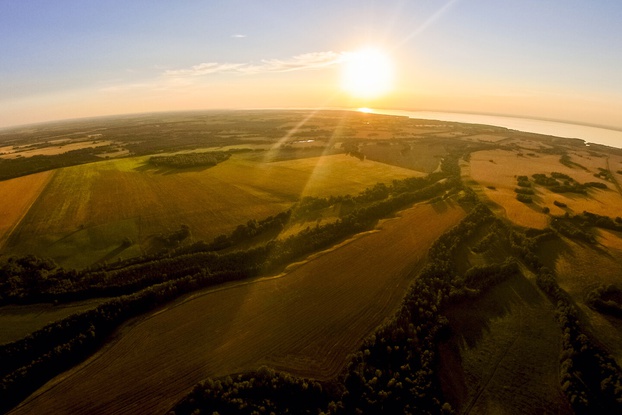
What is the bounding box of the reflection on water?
[372,109,622,150]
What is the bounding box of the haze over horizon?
[1,0,622,130]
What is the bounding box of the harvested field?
[466,148,622,228]
[0,141,113,159]
[10,202,465,415]
[540,236,622,364]
[0,171,55,250]
[439,273,571,415]
[0,299,108,345]
[2,153,418,269]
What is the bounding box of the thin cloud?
[165,62,246,77]
[231,34,247,38]
[164,51,345,77]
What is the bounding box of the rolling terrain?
[1,153,419,269]
[1,110,622,414]
[10,202,465,415]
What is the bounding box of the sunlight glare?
[341,48,394,100]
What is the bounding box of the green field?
[2,153,419,269]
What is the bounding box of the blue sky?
[1,0,621,128]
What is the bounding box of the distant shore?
[371,109,622,150]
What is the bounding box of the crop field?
[0,171,54,251]
[539,235,622,364]
[1,153,418,269]
[439,273,571,414]
[502,137,554,151]
[360,141,446,172]
[0,140,113,159]
[10,201,466,415]
[0,299,108,345]
[465,148,621,228]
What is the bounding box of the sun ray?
[396,0,461,48]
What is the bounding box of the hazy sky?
[1,0,622,129]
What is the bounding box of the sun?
[341,48,394,100]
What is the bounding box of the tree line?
[148,151,231,168]
[536,268,622,414]
[0,148,103,181]
[586,285,622,318]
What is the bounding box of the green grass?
[3,153,419,269]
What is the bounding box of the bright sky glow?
[341,49,394,99]
[1,1,621,130]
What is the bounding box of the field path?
[10,201,465,415]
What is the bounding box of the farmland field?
[439,273,571,414]
[0,171,55,251]
[10,201,466,415]
[3,111,622,414]
[466,148,621,228]
[0,140,113,159]
[360,141,446,172]
[1,153,419,269]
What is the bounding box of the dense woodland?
[0,148,103,181]
[148,151,231,168]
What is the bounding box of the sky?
[1,0,622,129]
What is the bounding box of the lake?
[371,109,622,150]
